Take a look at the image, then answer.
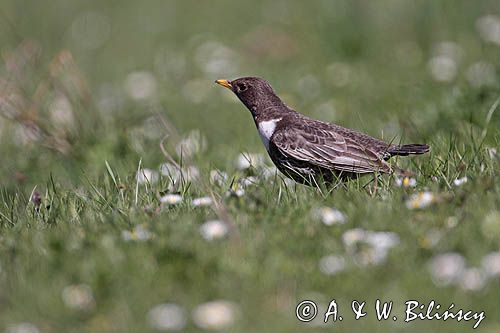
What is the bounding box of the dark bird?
[215,77,429,186]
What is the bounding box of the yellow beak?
[215,79,232,90]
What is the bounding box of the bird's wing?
[271,125,391,174]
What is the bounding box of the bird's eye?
[237,83,247,92]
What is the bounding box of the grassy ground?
[0,1,499,332]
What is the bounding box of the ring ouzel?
[216,77,429,186]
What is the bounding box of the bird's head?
[215,77,283,115]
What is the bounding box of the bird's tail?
[388,144,430,156]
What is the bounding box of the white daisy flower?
[124,71,157,100]
[476,15,500,45]
[313,207,347,226]
[428,252,466,286]
[453,176,468,186]
[482,252,500,278]
[185,166,200,182]
[319,255,346,276]
[122,224,153,242]
[459,268,486,292]
[175,130,207,158]
[395,176,417,188]
[200,220,229,241]
[137,168,159,185]
[342,229,400,266]
[364,231,400,250]
[192,300,238,330]
[160,194,183,205]
[486,147,497,159]
[342,228,366,248]
[236,152,265,170]
[405,191,438,209]
[227,187,245,198]
[210,169,228,186]
[421,228,444,249]
[260,166,278,180]
[466,62,497,88]
[192,196,213,207]
[354,247,389,266]
[5,323,39,333]
[61,284,95,311]
[159,163,181,182]
[239,176,258,187]
[428,56,457,82]
[147,303,187,331]
[159,164,199,184]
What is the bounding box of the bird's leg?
[362,176,378,196]
[372,173,379,197]
[311,176,326,197]
[326,180,342,194]
[362,177,375,190]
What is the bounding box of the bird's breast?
[257,118,282,150]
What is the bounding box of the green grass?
[1,1,499,332]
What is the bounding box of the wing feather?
[271,125,391,174]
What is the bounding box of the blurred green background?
[0,1,499,332]
[1,0,499,183]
